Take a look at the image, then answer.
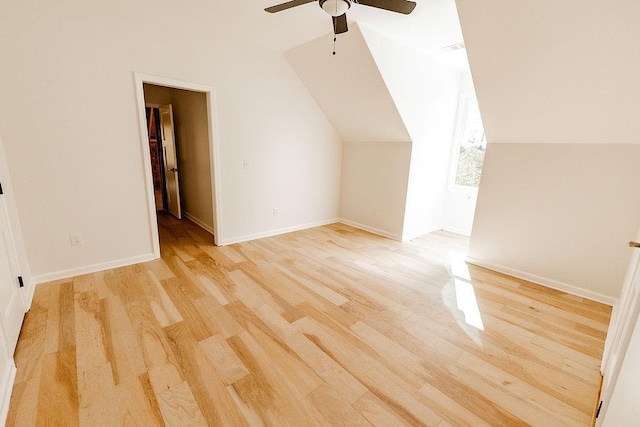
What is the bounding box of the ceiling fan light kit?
[320,0,351,17]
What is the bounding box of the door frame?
[597,237,640,424]
[134,73,223,255]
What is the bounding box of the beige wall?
[285,25,410,144]
[340,142,411,239]
[469,143,640,301]
[144,84,215,232]
[456,0,640,145]
[0,0,343,280]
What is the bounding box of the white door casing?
[0,192,25,354]
[159,105,181,219]
[597,228,640,424]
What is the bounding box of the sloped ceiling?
[456,0,640,144]
[285,24,410,143]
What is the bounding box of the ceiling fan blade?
[265,0,316,13]
[333,13,348,34]
[357,0,416,14]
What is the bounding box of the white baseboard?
[0,360,16,426]
[441,226,472,237]
[466,257,616,306]
[219,218,341,246]
[32,253,157,285]
[338,219,402,241]
[183,211,215,235]
[23,276,35,310]
[402,226,442,242]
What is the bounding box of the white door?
[0,192,25,354]
[597,229,640,424]
[160,105,181,219]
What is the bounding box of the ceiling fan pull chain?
[333,35,337,55]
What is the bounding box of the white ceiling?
[254,0,469,69]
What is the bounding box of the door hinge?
[18,276,24,288]
[0,182,3,195]
[596,400,603,418]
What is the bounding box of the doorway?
[134,73,222,255]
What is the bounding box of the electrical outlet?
[243,160,249,169]
[273,208,278,216]
[70,233,83,246]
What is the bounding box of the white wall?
[469,143,640,301]
[359,25,461,240]
[285,26,409,144]
[144,85,215,233]
[340,142,411,239]
[456,0,640,145]
[0,0,343,281]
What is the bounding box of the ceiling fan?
[265,0,417,35]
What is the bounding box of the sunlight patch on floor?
[450,250,484,331]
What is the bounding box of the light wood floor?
[7,214,611,426]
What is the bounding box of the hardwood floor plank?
[6,378,39,427]
[199,334,250,385]
[78,363,120,426]
[99,296,146,385]
[164,322,248,426]
[352,391,413,427]
[36,346,79,426]
[140,270,183,328]
[115,374,165,427]
[73,290,109,374]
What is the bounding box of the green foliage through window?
[453,97,486,188]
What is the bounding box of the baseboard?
[0,359,16,426]
[219,218,340,246]
[441,226,472,237]
[183,211,215,235]
[338,219,402,241]
[32,253,158,285]
[466,257,616,306]
[402,226,442,242]
[23,276,35,310]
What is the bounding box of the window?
[450,93,486,190]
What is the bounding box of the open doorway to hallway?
[134,74,222,254]
[143,83,215,240]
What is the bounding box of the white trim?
[441,226,472,237]
[402,226,442,242]
[0,359,16,427]
[133,74,161,259]
[23,276,35,310]
[183,211,215,235]
[220,219,340,246]
[337,219,402,241]
[466,257,617,306]
[32,253,156,285]
[133,72,223,253]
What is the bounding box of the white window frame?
[448,91,486,193]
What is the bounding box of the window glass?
[453,97,486,188]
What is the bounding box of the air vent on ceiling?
[442,42,466,51]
